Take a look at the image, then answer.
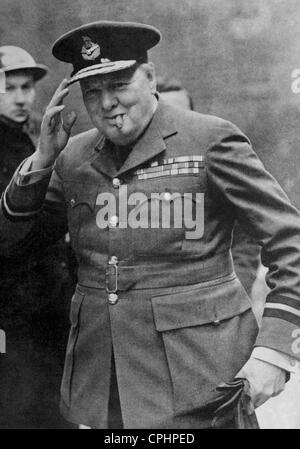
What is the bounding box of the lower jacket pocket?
[151,274,259,416]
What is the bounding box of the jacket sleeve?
[206,120,300,360]
[231,222,261,297]
[0,159,67,258]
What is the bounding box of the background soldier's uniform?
[0,114,76,428]
[1,100,300,428]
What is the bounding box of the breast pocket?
[151,274,258,416]
[131,192,185,257]
[64,183,98,250]
[132,175,204,258]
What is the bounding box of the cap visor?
[67,60,136,85]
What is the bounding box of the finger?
[43,105,65,130]
[238,375,262,408]
[253,393,269,408]
[248,381,276,408]
[62,111,77,135]
[54,78,69,93]
[48,79,69,108]
[48,88,69,109]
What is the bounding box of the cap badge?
[81,35,111,64]
[81,35,101,61]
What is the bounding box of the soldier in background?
[156,75,261,298]
[0,46,76,428]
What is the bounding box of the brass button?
[109,215,119,228]
[163,191,172,201]
[108,293,118,305]
[112,178,121,189]
[213,319,220,326]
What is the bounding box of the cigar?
[115,114,123,129]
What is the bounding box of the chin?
[107,128,134,145]
[13,115,28,123]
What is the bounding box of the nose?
[101,89,118,111]
[14,88,26,104]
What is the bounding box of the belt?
[77,251,234,291]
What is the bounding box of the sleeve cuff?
[17,156,54,186]
[252,347,300,377]
[2,187,42,218]
[1,158,53,218]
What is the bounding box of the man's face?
[80,64,157,146]
[160,89,191,111]
[0,71,36,123]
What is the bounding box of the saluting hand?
[32,79,77,170]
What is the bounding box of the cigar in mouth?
[115,114,124,129]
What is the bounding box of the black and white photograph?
[0,0,300,433]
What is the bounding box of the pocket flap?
[151,275,251,332]
[64,182,98,211]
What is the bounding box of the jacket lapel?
[91,136,118,179]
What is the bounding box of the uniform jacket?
[0,114,39,330]
[231,223,260,297]
[1,100,300,428]
[0,115,36,192]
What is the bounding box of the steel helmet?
[0,46,48,81]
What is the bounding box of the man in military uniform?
[1,21,300,429]
[0,46,75,428]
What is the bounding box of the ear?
[143,62,157,94]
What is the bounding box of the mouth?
[14,109,28,117]
[105,113,125,129]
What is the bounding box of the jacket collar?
[0,114,27,132]
[91,98,178,179]
[91,135,118,178]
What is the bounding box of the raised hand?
[32,79,77,169]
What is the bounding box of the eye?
[23,84,33,91]
[83,88,99,98]
[113,82,129,90]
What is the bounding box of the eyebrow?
[6,80,34,87]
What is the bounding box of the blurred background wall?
[1,0,300,206]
